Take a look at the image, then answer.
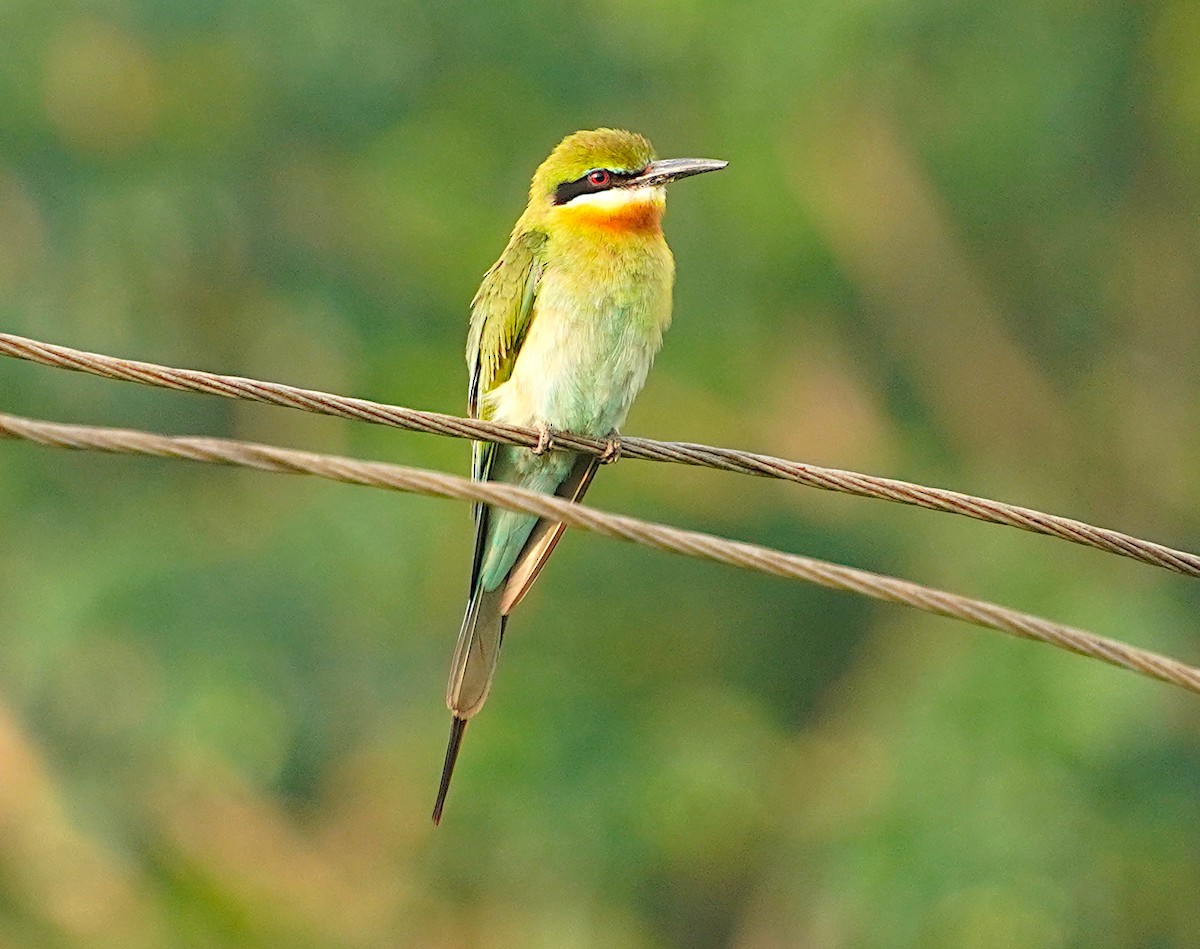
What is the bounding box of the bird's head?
[526,128,726,234]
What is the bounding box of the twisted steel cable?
[3,409,1199,697]
[2,332,1197,578]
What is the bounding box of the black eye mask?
[553,168,641,205]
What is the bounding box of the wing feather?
[465,228,547,525]
[466,227,547,422]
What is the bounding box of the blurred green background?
[1,0,1199,946]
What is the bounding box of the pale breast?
[486,247,673,437]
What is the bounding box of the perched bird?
[433,128,726,823]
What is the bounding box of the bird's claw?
[599,432,622,465]
[532,425,557,456]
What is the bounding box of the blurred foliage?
[1,0,1199,946]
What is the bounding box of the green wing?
[464,227,547,581]
[466,227,547,462]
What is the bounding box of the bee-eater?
[433,128,726,823]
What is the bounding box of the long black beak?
[624,157,728,188]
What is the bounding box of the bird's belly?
[488,285,668,437]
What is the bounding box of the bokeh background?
[1,1,1199,946]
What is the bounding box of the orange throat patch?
[557,195,664,235]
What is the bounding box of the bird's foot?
[531,424,558,456]
[599,430,622,465]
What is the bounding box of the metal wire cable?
[3,409,1199,697]
[3,333,1198,579]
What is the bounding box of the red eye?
[587,169,611,187]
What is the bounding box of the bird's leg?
[531,424,558,456]
[599,429,622,465]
